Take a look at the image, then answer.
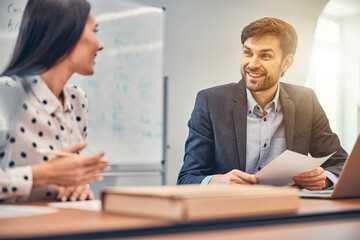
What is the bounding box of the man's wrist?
[208,175,216,184]
[209,174,222,184]
[200,175,214,185]
[323,170,337,190]
[323,177,332,190]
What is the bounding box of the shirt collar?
[62,86,74,112]
[23,74,71,114]
[246,83,281,116]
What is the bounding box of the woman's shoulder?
[64,84,88,114]
[0,75,26,99]
[0,75,23,88]
[64,84,87,100]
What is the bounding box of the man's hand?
[57,185,94,202]
[209,169,259,185]
[292,167,330,190]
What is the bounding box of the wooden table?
[1,198,360,239]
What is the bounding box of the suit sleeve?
[177,91,216,184]
[309,89,347,177]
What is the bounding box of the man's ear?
[281,54,294,74]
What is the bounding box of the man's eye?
[262,54,271,59]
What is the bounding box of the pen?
[38,149,112,164]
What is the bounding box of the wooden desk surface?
[121,218,360,240]
[1,198,360,239]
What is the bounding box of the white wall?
[341,13,360,152]
[131,0,328,184]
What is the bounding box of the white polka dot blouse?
[0,74,88,202]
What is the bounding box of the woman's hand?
[32,142,111,187]
[57,185,94,202]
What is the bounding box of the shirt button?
[264,143,267,147]
[256,106,260,110]
[263,117,267,122]
[258,167,261,171]
[249,110,251,115]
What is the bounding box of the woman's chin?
[77,68,94,76]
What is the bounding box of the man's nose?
[248,56,261,69]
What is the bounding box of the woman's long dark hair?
[2,0,90,76]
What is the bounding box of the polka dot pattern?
[1,76,88,202]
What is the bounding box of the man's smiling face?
[241,34,290,92]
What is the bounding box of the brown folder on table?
[101,185,299,222]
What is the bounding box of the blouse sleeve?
[0,76,33,201]
[0,164,33,201]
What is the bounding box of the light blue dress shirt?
[245,84,285,174]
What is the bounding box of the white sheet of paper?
[48,199,101,211]
[0,205,58,218]
[255,150,335,186]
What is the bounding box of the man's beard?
[241,67,280,92]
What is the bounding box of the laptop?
[299,135,360,199]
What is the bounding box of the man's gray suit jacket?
[177,79,348,184]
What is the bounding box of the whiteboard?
[0,0,24,70]
[0,0,165,165]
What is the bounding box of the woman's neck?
[40,62,73,105]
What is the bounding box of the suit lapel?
[233,80,247,171]
[279,84,295,150]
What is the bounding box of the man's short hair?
[241,17,298,57]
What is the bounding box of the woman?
[0,0,109,202]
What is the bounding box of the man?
[177,17,347,190]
